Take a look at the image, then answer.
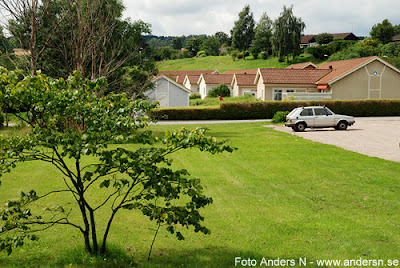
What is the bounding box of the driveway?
[268,117,400,163]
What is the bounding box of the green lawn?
[0,122,399,267]
[157,54,318,73]
[190,95,261,106]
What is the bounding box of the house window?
[274,90,282,100]
[274,89,296,100]
[243,91,255,97]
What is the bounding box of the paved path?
[154,119,271,125]
[267,117,400,162]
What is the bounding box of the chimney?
[329,66,333,70]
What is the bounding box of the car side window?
[300,109,313,116]
[314,108,328,116]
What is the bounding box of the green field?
[0,122,399,267]
[157,54,318,73]
[190,95,261,106]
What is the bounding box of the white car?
[285,106,355,132]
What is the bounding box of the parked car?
[285,106,355,132]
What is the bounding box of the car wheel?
[295,122,306,132]
[336,121,348,130]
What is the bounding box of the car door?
[313,107,335,127]
[299,108,315,127]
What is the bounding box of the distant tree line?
[146,5,304,63]
[305,19,400,69]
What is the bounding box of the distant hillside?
[156,54,320,73]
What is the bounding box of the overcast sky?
[122,0,400,37]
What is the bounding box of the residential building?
[231,74,257,97]
[198,74,233,99]
[301,33,358,47]
[147,75,190,107]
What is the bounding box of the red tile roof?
[392,34,400,41]
[301,33,357,44]
[200,74,233,85]
[157,70,218,84]
[286,62,317,69]
[317,56,375,84]
[184,75,201,84]
[301,35,316,44]
[224,69,259,75]
[258,68,332,84]
[233,74,257,86]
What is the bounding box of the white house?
[183,75,201,93]
[198,74,233,99]
[147,75,191,107]
[231,74,257,97]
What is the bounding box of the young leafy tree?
[171,36,186,50]
[231,4,255,59]
[253,12,273,55]
[370,19,395,44]
[186,37,204,57]
[272,5,305,62]
[214,31,231,47]
[201,36,221,56]
[0,69,235,255]
[315,33,334,45]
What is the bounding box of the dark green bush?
[0,111,3,126]
[189,93,201,99]
[150,99,400,120]
[271,111,290,123]
[208,84,231,97]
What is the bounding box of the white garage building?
[147,75,191,107]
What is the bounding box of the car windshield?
[287,108,300,117]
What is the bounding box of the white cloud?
[122,0,400,37]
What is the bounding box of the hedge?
[149,100,400,120]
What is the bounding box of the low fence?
[282,92,332,101]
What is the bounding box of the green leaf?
[99,180,110,188]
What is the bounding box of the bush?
[208,84,231,98]
[196,50,207,57]
[189,93,201,99]
[250,47,261,59]
[150,99,400,120]
[219,51,227,56]
[271,111,290,123]
[237,52,244,59]
[231,49,239,61]
[261,51,269,60]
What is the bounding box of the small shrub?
[237,52,244,59]
[271,111,290,123]
[189,93,201,99]
[231,50,239,61]
[219,51,227,56]
[197,50,207,57]
[208,84,231,98]
[261,51,269,60]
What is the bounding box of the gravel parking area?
[268,117,400,162]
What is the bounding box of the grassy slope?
[157,55,318,73]
[0,123,399,267]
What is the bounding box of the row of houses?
[151,56,400,107]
